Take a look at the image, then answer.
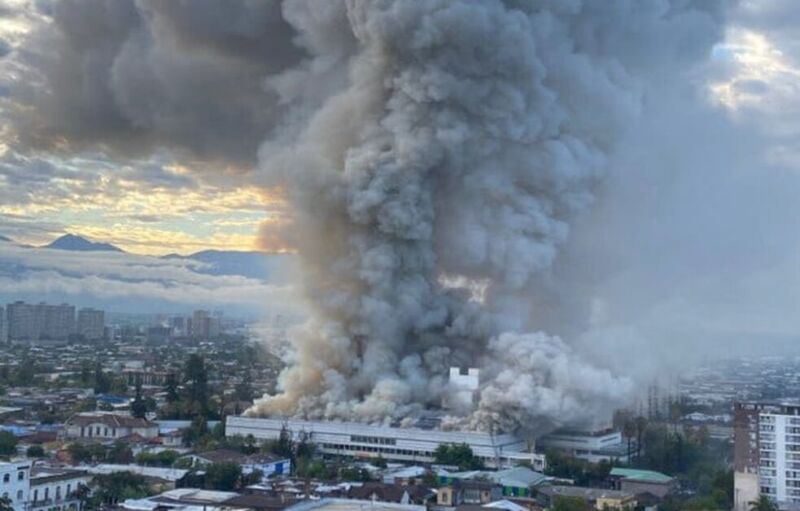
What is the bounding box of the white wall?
[0,461,30,511]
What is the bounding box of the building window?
[56,487,61,500]
[17,471,24,481]
[95,427,100,436]
[2,493,7,500]
[104,428,108,436]
[45,487,49,500]
[17,490,22,501]
[66,484,71,495]
[2,474,8,483]
[34,489,38,502]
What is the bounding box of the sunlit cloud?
[710,28,800,112]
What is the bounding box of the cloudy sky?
[0,0,795,256]
[0,0,798,352]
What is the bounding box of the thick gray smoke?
[3,0,731,434]
[248,0,728,434]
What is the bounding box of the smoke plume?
[249,0,728,434]
[3,0,731,434]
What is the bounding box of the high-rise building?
[42,303,75,340]
[0,305,6,344]
[6,301,75,343]
[190,310,219,340]
[734,401,800,511]
[77,308,105,341]
[169,316,187,337]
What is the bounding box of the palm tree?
[622,419,636,462]
[749,495,779,511]
[634,416,648,463]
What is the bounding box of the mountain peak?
[46,234,123,252]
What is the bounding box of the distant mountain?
[45,234,123,252]
[166,250,294,283]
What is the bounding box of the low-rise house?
[29,466,90,511]
[608,468,676,499]
[534,485,636,510]
[223,493,303,511]
[382,466,427,485]
[437,480,504,508]
[0,461,88,511]
[64,413,158,441]
[84,464,190,491]
[120,488,240,511]
[439,467,547,498]
[0,407,24,421]
[348,483,433,505]
[185,449,291,479]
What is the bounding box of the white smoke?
[247,0,728,434]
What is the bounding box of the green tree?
[0,431,18,456]
[164,372,180,403]
[73,483,91,509]
[373,455,388,469]
[241,468,265,486]
[234,379,253,402]
[552,496,589,511]
[634,416,648,462]
[205,462,242,491]
[107,442,134,464]
[341,465,372,482]
[263,424,293,459]
[94,361,111,394]
[26,445,45,458]
[91,472,150,506]
[0,496,13,511]
[183,415,209,447]
[135,449,180,467]
[622,418,636,462]
[184,354,210,417]
[434,443,484,471]
[131,379,147,419]
[749,495,779,511]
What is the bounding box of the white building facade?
[758,409,800,505]
[29,468,90,511]
[64,413,158,441]
[226,416,529,468]
[537,430,629,463]
[0,461,31,511]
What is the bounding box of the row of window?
[1,490,24,502]
[32,483,75,503]
[349,435,396,446]
[81,426,116,437]
[1,471,26,483]
[322,443,430,457]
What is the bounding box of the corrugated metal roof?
[609,468,673,483]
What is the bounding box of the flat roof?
[228,416,521,443]
[286,498,425,511]
[609,468,673,484]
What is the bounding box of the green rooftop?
[609,468,674,484]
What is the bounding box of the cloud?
[0,240,299,314]
[1,0,304,165]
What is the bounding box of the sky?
[0,0,794,256]
[0,0,798,358]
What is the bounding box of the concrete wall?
[734,471,759,511]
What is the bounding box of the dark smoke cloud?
[10,0,795,436]
[6,0,302,164]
